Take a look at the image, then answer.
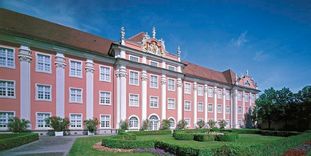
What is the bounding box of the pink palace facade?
[0,9,259,134]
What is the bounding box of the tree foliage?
[8,117,30,133]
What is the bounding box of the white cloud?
[231,31,248,47]
[253,50,269,61]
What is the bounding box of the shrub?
[8,117,30,133]
[0,133,39,151]
[216,133,239,142]
[84,118,99,133]
[114,133,136,140]
[218,120,227,129]
[155,141,212,156]
[160,119,170,130]
[193,134,215,142]
[45,116,69,131]
[119,120,128,130]
[230,128,260,134]
[183,128,209,133]
[129,130,171,136]
[176,120,187,130]
[259,130,300,137]
[140,119,149,131]
[197,120,205,129]
[173,132,194,140]
[207,120,217,129]
[102,134,154,149]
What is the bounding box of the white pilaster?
[177,78,183,121]
[204,84,208,122]
[232,89,238,128]
[213,86,217,121]
[18,45,31,121]
[116,64,127,128]
[161,74,167,120]
[193,82,197,127]
[242,91,245,116]
[55,53,66,118]
[142,55,147,64]
[222,88,226,120]
[85,59,94,119]
[141,70,147,122]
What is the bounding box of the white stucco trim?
[0,45,16,69]
[128,115,140,130]
[35,52,52,74]
[55,53,65,118]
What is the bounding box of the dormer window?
[150,60,158,67]
[129,55,139,62]
[167,65,176,71]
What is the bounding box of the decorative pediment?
[142,36,165,56]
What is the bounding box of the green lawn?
[68,136,153,156]
[69,134,283,156]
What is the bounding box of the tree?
[84,118,99,133]
[176,120,187,130]
[218,120,227,129]
[207,120,217,129]
[160,119,170,130]
[197,120,205,129]
[244,108,253,128]
[119,120,128,130]
[45,116,70,132]
[8,117,30,133]
[140,119,149,131]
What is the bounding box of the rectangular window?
[150,61,158,67]
[238,106,242,114]
[36,113,50,128]
[218,89,223,99]
[208,104,213,112]
[226,105,230,114]
[150,75,158,88]
[197,85,204,96]
[184,82,191,94]
[217,104,222,113]
[0,112,14,128]
[70,114,82,128]
[168,98,175,109]
[167,79,175,91]
[0,47,15,68]
[245,93,249,102]
[70,60,82,78]
[99,66,111,82]
[184,101,191,111]
[208,87,213,97]
[36,84,51,101]
[129,71,139,85]
[70,88,82,103]
[237,92,242,101]
[198,102,203,112]
[99,91,111,105]
[0,80,15,98]
[185,119,190,127]
[167,65,176,71]
[129,94,139,107]
[129,55,139,62]
[36,53,51,73]
[150,96,158,108]
[100,115,111,128]
[225,90,230,100]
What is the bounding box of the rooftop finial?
[246,70,249,76]
[152,26,156,38]
[120,26,125,44]
[177,46,181,57]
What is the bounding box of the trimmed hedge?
[0,133,39,151]
[193,134,215,142]
[128,130,171,136]
[173,132,194,140]
[102,133,154,149]
[259,130,300,137]
[216,133,239,142]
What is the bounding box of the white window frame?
[226,105,230,114]
[69,113,83,129]
[100,114,111,128]
[0,45,15,69]
[217,89,223,99]
[208,87,213,97]
[149,74,158,88]
[149,96,159,108]
[197,102,204,112]
[167,65,176,71]
[129,70,139,86]
[168,117,176,129]
[238,106,243,114]
[184,82,191,94]
[184,100,191,111]
[36,112,51,129]
[208,104,213,112]
[69,87,83,103]
[150,60,159,67]
[217,104,222,113]
[184,118,191,128]
[129,93,139,107]
[167,78,175,91]
[245,93,249,102]
[129,55,139,62]
[197,85,204,96]
[35,52,52,73]
[128,115,140,129]
[0,79,16,98]
[35,83,52,101]
[167,98,176,109]
[225,90,230,100]
[69,59,83,78]
[99,65,111,82]
[0,111,15,130]
[99,91,111,105]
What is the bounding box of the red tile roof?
[127,32,145,43]
[183,61,236,85]
[0,8,113,55]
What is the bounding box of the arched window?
[129,116,138,129]
[149,115,159,130]
[169,118,175,129]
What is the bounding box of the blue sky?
[1,0,311,92]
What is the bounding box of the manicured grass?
[68,136,153,156]
[136,134,283,149]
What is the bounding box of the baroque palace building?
[0,9,259,134]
